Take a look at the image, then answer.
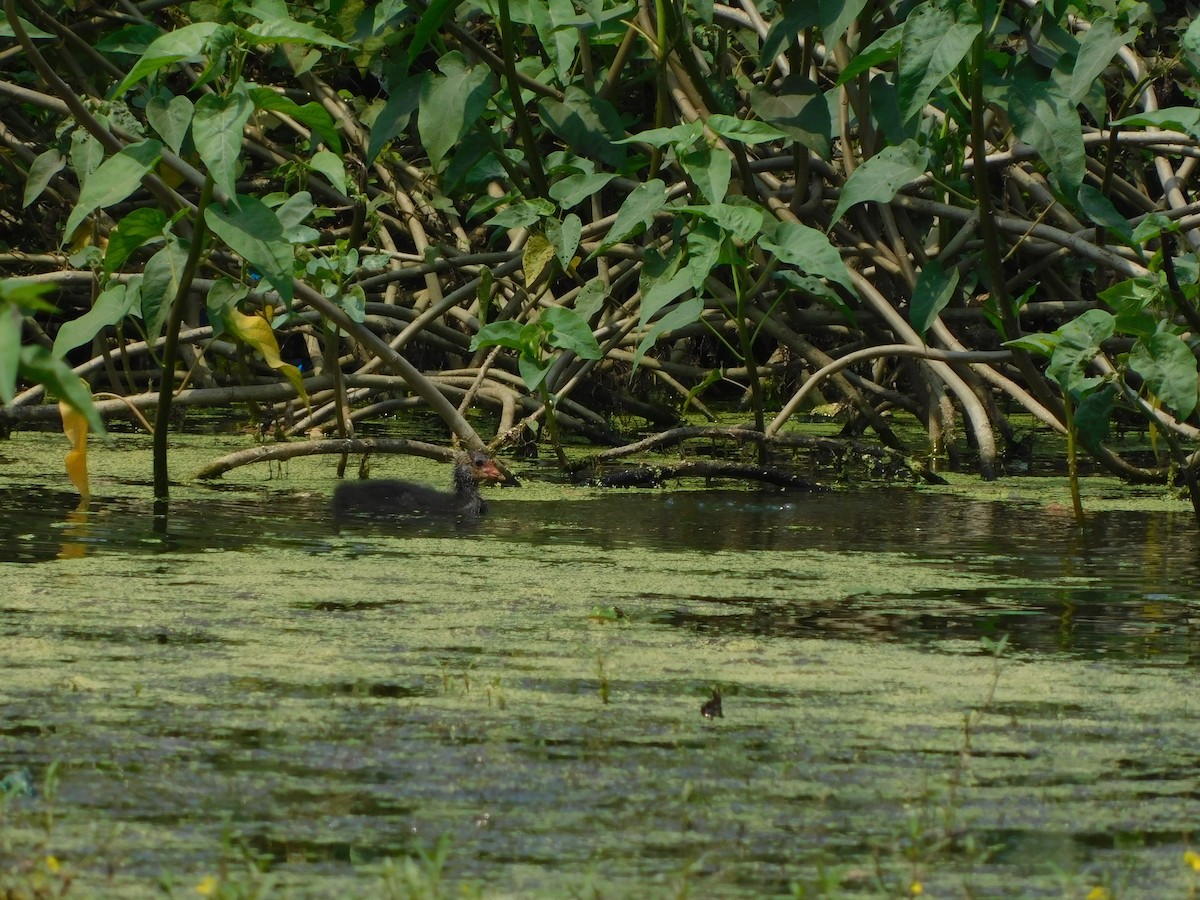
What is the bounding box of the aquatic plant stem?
[153,174,214,510]
[1062,393,1085,528]
[497,0,549,199]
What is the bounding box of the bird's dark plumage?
[332,452,504,520]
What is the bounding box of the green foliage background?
[2,0,1200,492]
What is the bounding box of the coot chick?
[332,452,505,520]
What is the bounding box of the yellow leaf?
[226,309,310,411]
[43,855,60,873]
[59,398,90,501]
[1185,849,1200,871]
[195,875,217,896]
[522,232,555,292]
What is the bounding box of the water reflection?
[2,484,1198,663]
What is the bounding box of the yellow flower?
[1085,888,1110,900]
[1186,849,1200,872]
[910,882,923,896]
[196,875,218,896]
[42,855,60,873]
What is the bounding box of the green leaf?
[640,269,693,327]
[418,52,493,170]
[244,17,350,48]
[365,74,420,165]
[1046,309,1115,391]
[407,0,463,65]
[205,196,294,305]
[22,148,64,208]
[573,277,607,322]
[18,345,107,438]
[1002,332,1058,357]
[249,88,343,155]
[1131,212,1175,246]
[1073,384,1114,453]
[111,22,220,95]
[758,219,856,296]
[193,90,252,204]
[910,259,959,338]
[546,214,582,271]
[1098,276,1159,337]
[748,76,831,158]
[0,304,20,405]
[95,23,162,56]
[1129,332,1199,421]
[760,5,818,67]
[146,93,194,156]
[103,207,167,276]
[486,198,556,230]
[274,191,317,243]
[471,319,526,352]
[541,306,602,358]
[205,277,249,332]
[673,203,762,243]
[706,114,786,144]
[837,23,903,85]
[1077,184,1132,243]
[309,149,346,197]
[0,276,57,311]
[539,87,627,168]
[63,140,163,243]
[634,296,704,367]
[518,351,551,392]
[821,0,869,47]
[613,121,704,149]
[678,144,731,205]
[828,139,928,226]
[1008,62,1084,196]
[141,242,189,342]
[897,3,979,123]
[549,172,615,209]
[1064,18,1131,106]
[774,270,858,326]
[52,282,139,358]
[684,218,723,291]
[595,179,667,251]
[1111,107,1200,137]
[0,14,54,39]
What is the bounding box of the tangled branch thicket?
[2,0,1200,493]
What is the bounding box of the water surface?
[2,459,1198,897]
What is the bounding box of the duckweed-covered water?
[2,434,1199,897]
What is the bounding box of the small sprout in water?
[701,688,722,719]
[980,634,1009,657]
[0,767,34,797]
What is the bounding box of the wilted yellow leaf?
[226,309,310,410]
[59,398,90,501]
[522,232,556,292]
